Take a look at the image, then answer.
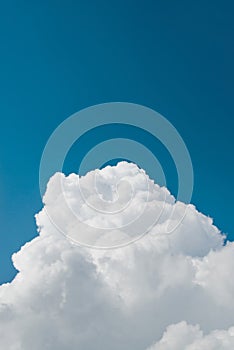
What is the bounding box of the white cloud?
[0,162,233,349]
[147,322,234,350]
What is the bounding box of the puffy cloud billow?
[0,162,233,349]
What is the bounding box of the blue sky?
[0,0,233,284]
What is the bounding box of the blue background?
[0,1,233,283]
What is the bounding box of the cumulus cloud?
[147,322,234,350]
[0,162,233,349]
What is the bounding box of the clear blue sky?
[0,0,233,284]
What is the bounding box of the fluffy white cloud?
[147,322,234,350]
[0,162,233,349]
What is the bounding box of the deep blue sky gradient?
[0,1,233,283]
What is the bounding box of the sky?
[0,0,234,284]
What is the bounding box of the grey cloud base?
[0,163,233,349]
